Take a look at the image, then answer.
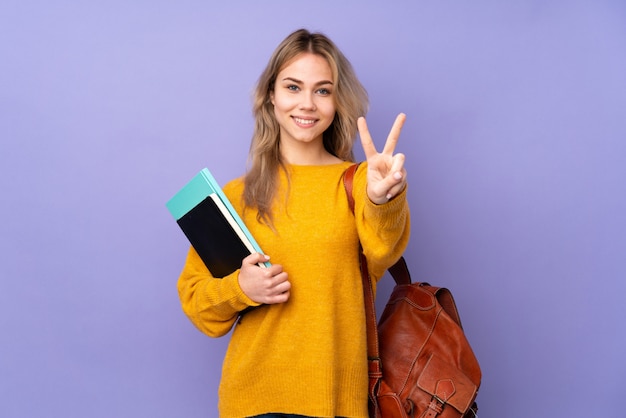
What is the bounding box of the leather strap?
[342,163,381,363]
[343,163,359,213]
[388,255,411,286]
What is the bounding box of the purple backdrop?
[1,1,625,417]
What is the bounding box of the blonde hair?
[243,28,368,225]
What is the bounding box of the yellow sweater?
[177,162,410,418]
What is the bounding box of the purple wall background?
[1,1,625,417]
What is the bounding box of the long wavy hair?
[243,28,368,226]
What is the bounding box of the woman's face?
[270,53,336,154]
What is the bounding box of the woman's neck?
[280,141,343,166]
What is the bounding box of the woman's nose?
[299,92,317,111]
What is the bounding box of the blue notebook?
[166,168,270,277]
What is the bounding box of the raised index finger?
[382,113,407,155]
[358,116,379,159]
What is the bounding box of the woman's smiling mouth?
[293,117,317,126]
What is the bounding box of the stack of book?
[166,168,269,277]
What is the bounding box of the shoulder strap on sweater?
[342,163,380,365]
[343,162,359,213]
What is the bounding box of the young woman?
[177,28,410,418]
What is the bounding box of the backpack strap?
[342,163,383,412]
[343,162,359,213]
[342,163,380,354]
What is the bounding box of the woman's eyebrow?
[281,77,334,86]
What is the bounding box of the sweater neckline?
[284,161,352,169]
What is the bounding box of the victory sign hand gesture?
[358,113,407,205]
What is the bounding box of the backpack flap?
[415,354,479,414]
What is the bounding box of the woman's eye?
[287,85,299,91]
[317,88,331,96]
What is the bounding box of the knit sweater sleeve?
[176,245,261,338]
[352,163,411,281]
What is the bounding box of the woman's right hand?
[238,253,291,304]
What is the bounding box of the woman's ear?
[269,91,275,105]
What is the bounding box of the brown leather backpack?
[343,164,481,417]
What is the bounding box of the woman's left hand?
[358,113,407,204]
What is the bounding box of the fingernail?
[394,172,402,180]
